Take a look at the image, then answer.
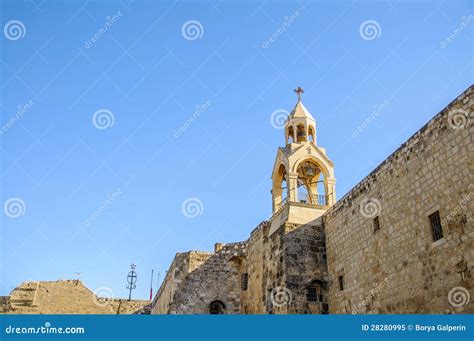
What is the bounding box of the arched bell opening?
[296,124,306,142]
[272,164,288,212]
[295,160,328,206]
[287,126,295,144]
[308,125,315,144]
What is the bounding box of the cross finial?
[294,86,304,100]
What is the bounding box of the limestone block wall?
[151,251,212,314]
[1,280,148,314]
[324,86,473,314]
[240,221,269,314]
[283,219,329,314]
[261,217,328,315]
[152,242,248,314]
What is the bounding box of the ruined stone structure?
[152,86,473,314]
[1,280,149,314]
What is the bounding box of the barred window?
[241,273,248,291]
[373,216,380,233]
[306,284,322,302]
[429,211,443,242]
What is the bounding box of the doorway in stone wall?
[209,300,225,314]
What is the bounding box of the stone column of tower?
[270,88,336,231]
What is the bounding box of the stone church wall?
[240,222,269,314]
[154,242,247,314]
[324,86,473,314]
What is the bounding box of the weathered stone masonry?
[151,85,473,314]
[324,86,473,314]
[1,280,149,314]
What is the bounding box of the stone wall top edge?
[324,84,472,218]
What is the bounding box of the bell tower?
[271,87,336,215]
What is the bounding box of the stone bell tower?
[270,87,336,219]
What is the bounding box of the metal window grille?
[306,285,322,302]
[241,273,248,291]
[429,211,443,242]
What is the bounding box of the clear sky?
[0,0,471,299]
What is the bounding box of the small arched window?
[306,281,322,302]
[209,300,225,314]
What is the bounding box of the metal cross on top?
[126,263,137,301]
[294,86,304,100]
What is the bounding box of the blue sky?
[0,0,471,299]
